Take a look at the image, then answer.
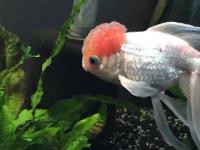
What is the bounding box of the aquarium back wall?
[0,0,163,107]
[0,0,73,41]
[1,0,197,107]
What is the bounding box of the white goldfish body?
[82,21,200,150]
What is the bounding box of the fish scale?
[120,34,183,90]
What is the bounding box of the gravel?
[90,104,196,150]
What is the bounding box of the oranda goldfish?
[82,21,200,150]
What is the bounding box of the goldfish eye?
[89,56,100,65]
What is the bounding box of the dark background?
[0,0,156,106]
[0,0,198,106]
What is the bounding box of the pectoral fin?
[118,75,158,97]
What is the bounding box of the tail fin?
[179,73,200,144]
[189,74,200,142]
[151,95,189,150]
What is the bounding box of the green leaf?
[62,0,87,34]
[47,96,95,129]
[83,95,140,111]
[13,109,33,128]
[31,80,44,109]
[30,0,88,109]
[21,44,39,58]
[169,84,186,101]
[0,105,15,149]
[41,57,52,72]
[3,28,21,69]
[5,68,26,116]
[63,112,105,150]
[149,0,168,26]
[22,127,59,143]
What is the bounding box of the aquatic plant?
[149,0,168,26]
[0,1,107,150]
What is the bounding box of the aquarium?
[0,0,200,150]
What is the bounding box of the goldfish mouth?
[82,60,88,72]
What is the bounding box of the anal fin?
[158,92,188,126]
[151,95,189,150]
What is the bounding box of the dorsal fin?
[147,22,200,51]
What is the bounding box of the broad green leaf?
[8,127,59,150]
[13,110,33,128]
[0,105,15,149]
[47,96,95,129]
[0,25,21,69]
[8,139,31,150]
[5,68,26,116]
[63,110,105,150]
[83,95,140,110]
[22,127,59,143]
[169,84,186,101]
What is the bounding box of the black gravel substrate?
[89,104,196,150]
